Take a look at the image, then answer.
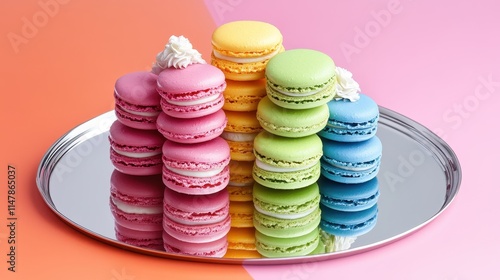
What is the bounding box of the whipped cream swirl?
[334,67,361,102]
[152,35,205,73]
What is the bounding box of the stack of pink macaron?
[153,36,231,257]
[108,70,166,250]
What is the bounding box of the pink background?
[204,0,499,279]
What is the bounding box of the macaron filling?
[322,156,381,172]
[253,203,319,220]
[321,191,380,208]
[111,198,163,214]
[165,165,225,178]
[267,76,335,95]
[165,92,222,106]
[255,158,319,173]
[163,204,229,225]
[119,106,161,117]
[212,47,281,64]
[221,131,258,142]
[112,147,162,158]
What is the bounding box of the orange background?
[0,1,252,279]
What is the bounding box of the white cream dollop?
[152,35,205,73]
[334,67,361,102]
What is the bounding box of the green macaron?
[253,207,321,238]
[256,96,329,137]
[252,131,323,189]
[265,49,336,109]
[255,227,320,258]
[253,182,320,219]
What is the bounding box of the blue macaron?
[318,94,379,142]
[318,176,379,212]
[320,203,378,237]
[320,136,382,184]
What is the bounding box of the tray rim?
[35,107,462,265]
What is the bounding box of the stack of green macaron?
[317,67,382,252]
[210,20,286,258]
[252,49,338,257]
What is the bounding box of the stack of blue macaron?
[317,69,382,252]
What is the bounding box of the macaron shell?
[320,136,382,184]
[157,63,226,95]
[229,201,254,228]
[318,176,380,211]
[253,182,320,216]
[253,161,321,190]
[109,120,165,153]
[110,198,163,231]
[114,222,164,251]
[114,71,161,130]
[223,79,267,111]
[266,82,335,110]
[163,214,231,243]
[156,110,227,143]
[110,149,163,176]
[319,94,379,142]
[162,165,229,195]
[226,227,257,250]
[255,227,320,258]
[110,171,164,206]
[266,49,336,89]
[160,92,225,119]
[253,131,323,169]
[211,20,283,57]
[320,203,378,237]
[253,207,321,238]
[114,104,160,130]
[163,231,228,258]
[228,160,255,187]
[257,96,329,137]
[163,187,229,225]
[227,185,253,202]
[114,71,160,106]
[224,110,262,133]
[225,140,256,161]
[162,137,230,171]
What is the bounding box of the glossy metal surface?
[36,108,461,265]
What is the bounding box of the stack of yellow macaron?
[211,20,284,258]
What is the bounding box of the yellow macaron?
[223,79,267,111]
[221,110,262,161]
[229,201,254,228]
[211,20,284,81]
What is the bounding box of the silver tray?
[36,108,461,265]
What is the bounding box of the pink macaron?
[157,63,226,118]
[163,213,231,243]
[156,109,227,144]
[114,222,164,251]
[114,71,161,130]
[161,137,230,194]
[109,120,165,175]
[109,170,164,231]
[162,230,228,257]
[163,187,230,225]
